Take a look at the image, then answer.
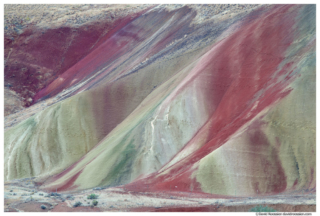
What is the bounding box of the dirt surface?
[4,88,24,116]
[129,204,316,212]
[9,201,53,212]
[50,202,102,212]
[4,178,316,212]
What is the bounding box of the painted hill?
[4,4,315,198]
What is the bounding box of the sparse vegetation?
[92,200,98,206]
[73,201,82,207]
[66,195,74,200]
[50,192,61,196]
[87,193,99,199]
[249,205,277,212]
[93,187,106,190]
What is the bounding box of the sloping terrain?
[4,4,315,208]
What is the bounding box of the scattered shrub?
[41,205,46,210]
[73,201,82,207]
[87,194,99,199]
[66,195,74,200]
[92,200,98,206]
[50,192,61,197]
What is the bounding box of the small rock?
[25,196,34,202]
[66,195,74,200]
[51,192,61,197]
[93,187,105,190]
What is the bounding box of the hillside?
[4,4,316,212]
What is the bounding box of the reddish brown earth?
[4,5,152,110]
[5,24,107,107]
[4,4,315,213]
[125,4,299,194]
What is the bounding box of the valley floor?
[4,178,315,212]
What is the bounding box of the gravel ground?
[4,88,24,116]
[4,4,260,38]
[4,179,316,212]
[4,4,153,38]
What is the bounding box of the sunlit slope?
[39,42,224,191]
[4,4,315,197]
[124,5,316,196]
[4,5,229,182]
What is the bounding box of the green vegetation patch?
[87,193,99,199]
[249,205,277,212]
[92,200,98,206]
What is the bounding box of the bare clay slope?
[5,5,241,183]
[4,5,315,199]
